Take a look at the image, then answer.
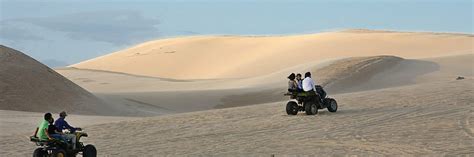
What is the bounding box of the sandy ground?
[0,110,138,136]
[93,79,474,156]
[1,79,472,156]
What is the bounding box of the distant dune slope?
[316,56,404,91]
[72,30,472,79]
[0,45,117,115]
[419,54,474,80]
[314,56,442,93]
[216,55,440,108]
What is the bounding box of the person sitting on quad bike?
[33,113,57,141]
[287,73,299,93]
[47,118,65,142]
[302,72,327,101]
[55,111,81,133]
[302,72,316,93]
[296,73,303,90]
[55,111,81,150]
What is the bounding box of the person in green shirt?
[32,113,54,141]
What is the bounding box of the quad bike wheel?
[51,149,66,157]
[305,103,318,115]
[83,144,97,157]
[327,98,338,112]
[33,148,46,157]
[286,101,298,115]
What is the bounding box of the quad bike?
[30,130,96,157]
[284,85,338,115]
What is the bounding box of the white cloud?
[1,10,160,45]
[0,22,44,41]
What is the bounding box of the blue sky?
[0,0,472,67]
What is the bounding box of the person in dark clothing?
[54,111,81,133]
[296,73,303,91]
[47,118,64,141]
[54,111,80,150]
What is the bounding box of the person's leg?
[50,134,64,141]
[321,88,327,98]
[63,134,77,150]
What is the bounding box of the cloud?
[1,10,160,45]
[177,30,200,35]
[0,22,44,41]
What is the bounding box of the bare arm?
[44,128,52,140]
[33,127,38,137]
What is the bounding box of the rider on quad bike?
[55,111,82,150]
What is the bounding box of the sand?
[1,30,473,156]
[71,30,473,80]
[0,45,118,115]
[56,56,406,114]
[1,78,472,156]
[81,79,474,156]
[0,110,138,136]
[58,30,474,114]
[56,54,473,114]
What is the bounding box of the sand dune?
[418,54,474,81]
[58,54,472,112]
[57,56,415,113]
[316,56,438,93]
[0,45,119,115]
[55,29,474,117]
[72,30,472,79]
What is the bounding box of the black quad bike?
[284,85,338,115]
[30,131,96,157]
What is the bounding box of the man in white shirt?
[302,72,316,92]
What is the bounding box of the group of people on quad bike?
[32,111,82,150]
[284,71,336,115]
[287,72,326,98]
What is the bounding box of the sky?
[0,0,472,67]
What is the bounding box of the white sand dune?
[72,30,472,79]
